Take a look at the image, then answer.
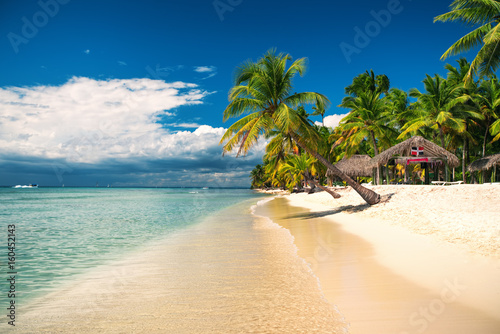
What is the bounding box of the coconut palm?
[345,70,390,97]
[249,164,266,189]
[491,118,500,142]
[445,58,481,181]
[220,50,380,205]
[281,153,341,197]
[311,104,326,126]
[472,77,500,153]
[338,90,395,156]
[280,154,316,190]
[435,0,500,81]
[400,74,469,148]
[385,88,411,130]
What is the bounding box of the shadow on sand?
[283,192,395,220]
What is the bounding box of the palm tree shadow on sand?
[283,193,395,220]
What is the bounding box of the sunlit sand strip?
[271,187,500,334]
[17,200,347,333]
[285,184,500,257]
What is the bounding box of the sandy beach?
[259,184,500,333]
[16,198,347,333]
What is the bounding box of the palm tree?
[445,58,482,181]
[385,88,411,130]
[345,70,390,97]
[491,118,500,142]
[220,49,380,205]
[400,74,468,147]
[435,0,500,81]
[338,90,395,156]
[472,77,500,154]
[281,153,341,197]
[250,164,266,189]
[311,104,326,126]
[280,154,316,190]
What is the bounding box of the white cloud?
[169,122,201,128]
[315,113,348,129]
[194,66,217,80]
[194,66,216,73]
[0,77,211,163]
[84,49,90,54]
[0,77,268,187]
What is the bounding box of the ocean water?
[1,188,346,333]
[0,187,264,304]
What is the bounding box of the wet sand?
[258,197,500,334]
[17,199,346,333]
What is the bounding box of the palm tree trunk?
[290,133,380,205]
[438,124,445,148]
[370,130,381,184]
[307,175,341,198]
[303,169,316,193]
[370,131,379,156]
[461,118,469,183]
[483,119,490,157]
[305,170,340,198]
[462,139,466,183]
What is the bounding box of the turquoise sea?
[1,187,346,333]
[0,187,266,304]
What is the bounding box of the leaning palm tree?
[435,0,500,81]
[220,49,380,205]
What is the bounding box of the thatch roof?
[328,155,373,178]
[468,153,500,172]
[370,136,460,168]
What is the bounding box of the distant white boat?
[202,187,209,190]
[12,184,38,189]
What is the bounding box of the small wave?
[250,196,276,215]
[250,197,349,331]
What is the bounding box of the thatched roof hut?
[370,136,460,168]
[327,155,372,178]
[468,153,500,172]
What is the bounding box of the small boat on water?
[12,184,38,189]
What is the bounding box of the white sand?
[286,184,500,258]
[277,184,500,332]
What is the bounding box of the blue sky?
[0,0,474,187]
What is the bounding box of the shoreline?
[16,197,346,333]
[257,184,500,333]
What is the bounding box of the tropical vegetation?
[220,50,380,205]
[222,0,500,202]
[435,0,500,82]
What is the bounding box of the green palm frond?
[435,5,499,26]
[475,34,500,77]
[284,92,330,109]
[222,98,265,121]
[399,117,432,138]
[441,23,491,60]
[435,0,500,80]
[490,118,500,141]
